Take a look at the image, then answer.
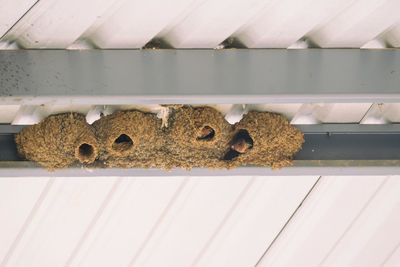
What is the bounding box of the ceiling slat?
[193,176,318,267]
[162,0,273,48]
[67,177,186,267]
[83,0,201,48]
[1,0,121,48]
[234,0,351,48]
[322,176,400,266]
[0,0,37,38]
[3,177,118,267]
[308,0,400,47]
[0,177,50,264]
[257,176,389,267]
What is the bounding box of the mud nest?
[92,110,167,168]
[166,106,233,169]
[15,107,304,170]
[15,113,98,169]
[224,111,304,168]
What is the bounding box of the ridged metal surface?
[0,176,319,267]
[1,175,400,267]
[257,175,400,267]
[0,0,400,49]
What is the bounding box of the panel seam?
[254,175,322,267]
[0,0,41,41]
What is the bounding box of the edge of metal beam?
[295,123,400,133]
[0,161,399,177]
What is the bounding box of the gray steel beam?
[1,49,400,104]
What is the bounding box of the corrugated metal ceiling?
[0,0,400,49]
[1,176,400,267]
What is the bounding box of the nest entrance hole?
[112,134,133,152]
[223,129,253,160]
[79,143,94,157]
[197,126,215,141]
[77,143,96,163]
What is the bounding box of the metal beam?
[1,49,400,104]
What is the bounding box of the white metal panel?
[193,176,318,267]
[0,0,399,49]
[11,105,46,125]
[152,0,206,41]
[11,105,94,125]
[0,105,19,123]
[321,176,400,266]
[67,177,186,267]
[0,0,37,38]
[347,208,400,267]
[384,23,400,47]
[360,103,400,124]
[257,176,387,267]
[0,41,19,49]
[128,176,318,267]
[0,176,319,267]
[1,176,400,266]
[361,38,387,49]
[291,103,372,124]
[1,0,119,48]
[234,0,351,48]
[308,0,400,48]
[248,104,302,120]
[129,176,253,266]
[383,245,400,267]
[0,178,50,264]
[162,0,274,48]
[3,177,118,267]
[82,0,200,48]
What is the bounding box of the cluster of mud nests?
[15,106,304,170]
